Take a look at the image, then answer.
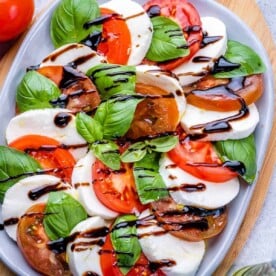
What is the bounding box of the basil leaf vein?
[111,215,141,275]
[92,140,120,170]
[50,0,101,48]
[133,152,169,204]
[16,71,61,113]
[76,112,103,143]
[44,191,87,240]
[146,16,189,62]
[94,97,142,139]
[121,136,178,163]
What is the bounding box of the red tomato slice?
[143,0,202,70]
[9,135,75,183]
[92,160,145,214]
[168,141,237,182]
[97,8,131,65]
[100,234,165,276]
[17,203,69,275]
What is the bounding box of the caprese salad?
[0,0,266,275]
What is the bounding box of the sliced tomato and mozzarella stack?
[2,174,73,241]
[6,109,88,161]
[40,43,106,74]
[180,74,263,141]
[127,65,186,139]
[99,0,153,65]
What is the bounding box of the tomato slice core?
[93,160,145,213]
[9,135,76,182]
[97,8,131,65]
[168,141,237,182]
[126,83,179,139]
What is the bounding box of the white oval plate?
[0,0,274,275]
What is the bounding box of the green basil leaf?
[133,152,168,204]
[87,64,136,100]
[0,146,42,203]
[16,71,61,113]
[146,16,189,62]
[44,191,87,240]
[94,97,142,139]
[76,112,103,143]
[214,40,266,78]
[50,0,101,48]
[92,140,120,170]
[111,214,141,275]
[214,134,257,184]
[120,142,147,163]
[146,135,178,153]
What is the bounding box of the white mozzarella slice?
[136,65,186,120]
[159,155,240,209]
[180,103,259,141]
[2,175,72,241]
[101,0,152,65]
[173,17,227,86]
[137,210,205,276]
[72,151,118,219]
[67,216,107,276]
[6,108,88,160]
[40,43,106,73]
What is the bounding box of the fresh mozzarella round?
[6,108,88,160]
[136,65,186,121]
[41,43,106,74]
[2,175,72,241]
[173,17,227,86]
[159,154,240,209]
[72,151,118,219]
[137,210,205,276]
[67,216,108,276]
[101,0,152,65]
[180,103,259,141]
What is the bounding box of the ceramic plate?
[0,0,274,275]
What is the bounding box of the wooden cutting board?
[0,0,275,275]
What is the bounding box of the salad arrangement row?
[0,0,266,275]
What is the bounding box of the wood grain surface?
[0,0,275,275]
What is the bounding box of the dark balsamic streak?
[42,44,77,63]
[28,183,69,201]
[54,112,73,128]
[200,35,223,48]
[189,77,249,133]
[67,52,97,68]
[146,5,161,18]
[81,31,102,50]
[3,218,19,226]
[0,224,4,230]
[212,56,241,73]
[83,271,100,276]
[83,14,120,29]
[89,65,121,79]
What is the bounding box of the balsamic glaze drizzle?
[188,77,249,133]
